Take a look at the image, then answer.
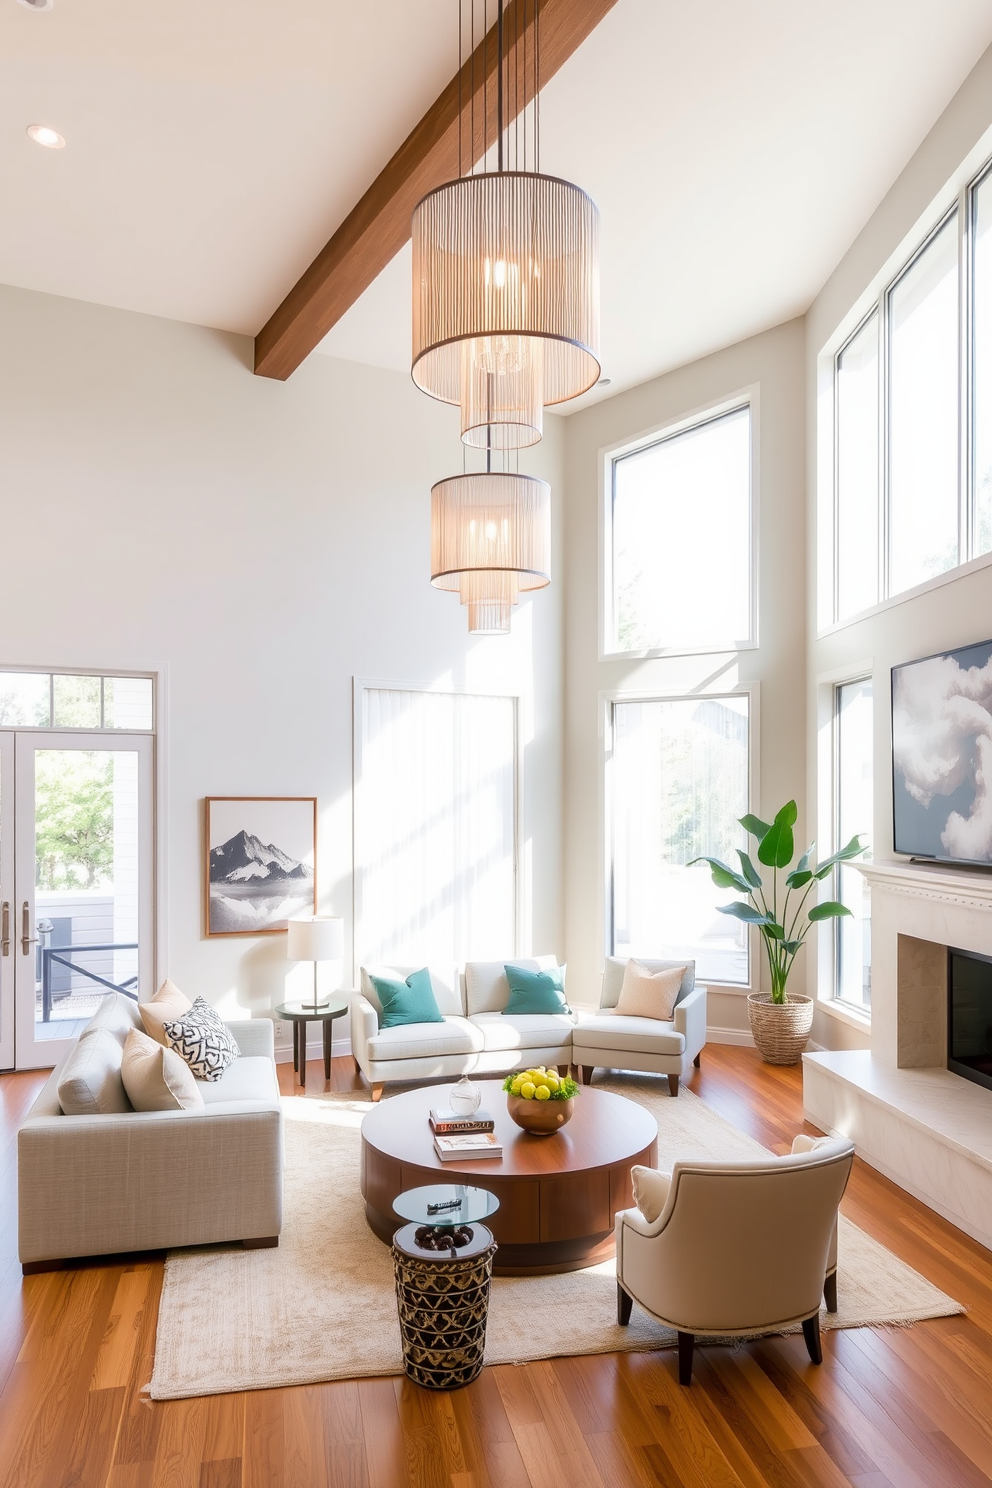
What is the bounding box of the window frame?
[832,676,873,1012]
[600,390,759,661]
[352,677,522,982]
[600,680,760,994]
[0,666,155,733]
[823,144,992,632]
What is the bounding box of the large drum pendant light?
[412,0,600,450]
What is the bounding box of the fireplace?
[948,947,992,1093]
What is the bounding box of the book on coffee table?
[433,1131,503,1161]
[429,1107,495,1134]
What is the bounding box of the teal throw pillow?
[503,963,570,1015]
[369,968,445,1029]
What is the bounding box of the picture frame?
[204,796,317,937]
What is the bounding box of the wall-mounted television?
[892,637,992,867]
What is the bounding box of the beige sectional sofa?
[18,993,283,1272]
[351,956,707,1099]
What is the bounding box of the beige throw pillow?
[139,978,193,1047]
[631,1165,672,1223]
[615,961,686,1021]
[57,1029,133,1115]
[121,1028,204,1112]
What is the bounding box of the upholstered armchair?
[615,1137,855,1383]
[571,957,706,1095]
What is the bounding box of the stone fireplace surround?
[803,860,992,1252]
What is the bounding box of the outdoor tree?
[35,751,114,891]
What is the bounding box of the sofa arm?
[226,1018,275,1059]
[351,995,379,1074]
[674,983,707,1060]
[18,1101,283,1264]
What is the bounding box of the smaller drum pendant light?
[431,470,550,635]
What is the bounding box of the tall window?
[610,693,750,985]
[835,679,873,1008]
[357,687,516,968]
[828,155,992,625]
[609,405,753,655]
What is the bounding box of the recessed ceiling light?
[27,124,65,149]
[597,377,612,387]
[16,0,53,10]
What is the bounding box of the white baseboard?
[275,1035,353,1063]
[705,1025,755,1047]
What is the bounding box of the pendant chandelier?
[417,0,600,633]
[412,0,601,447]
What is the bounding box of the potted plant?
[503,1066,579,1134]
[691,802,866,1064]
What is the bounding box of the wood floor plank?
[356,1378,411,1488]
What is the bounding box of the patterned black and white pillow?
[162,996,240,1082]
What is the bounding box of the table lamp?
[286,915,343,1011]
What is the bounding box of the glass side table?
[273,997,349,1088]
[391,1185,499,1391]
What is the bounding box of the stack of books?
[430,1105,503,1161]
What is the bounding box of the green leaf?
[762,920,786,940]
[739,813,771,842]
[808,901,853,921]
[786,869,813,888]
[814,835,868,876]
[782,938,804,953]
[736,850,763,889]
[687,856,752,893]
[774,800,799,828]
[717,902,770,924]
[757,818,795,869]
[795,845,814,875]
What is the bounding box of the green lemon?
[535,1084,551,1101]
[520,1080,536,1099]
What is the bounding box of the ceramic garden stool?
[390,1186,499,1390]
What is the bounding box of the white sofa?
[350,955,708,1100]
[572,957,707,1097]
[18,993,283,1272]
[351,957,575,1100]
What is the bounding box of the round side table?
[274,998,349,1088]
[391,1185,499,1390]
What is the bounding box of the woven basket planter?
[747,993,814,1065]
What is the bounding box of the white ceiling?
[2,0,992,404]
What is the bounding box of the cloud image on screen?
[892,640,992,863]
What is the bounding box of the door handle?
[21,902,37,955]
[1,901,8,956]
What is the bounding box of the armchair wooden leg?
[242,1236,279,1250]
[580,1066,594,1086]
[824,1271,838,1313]
[617,1283,633,1325]
[667,1074,680,1097]
[677,1331,694,1386]
[693,1053,701,1068]
[371,1083,384,1103]
[802,1313,823,1365]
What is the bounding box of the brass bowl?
[506,1093,574,1136]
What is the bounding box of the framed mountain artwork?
[204,797,317,936]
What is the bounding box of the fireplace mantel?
[858,858,992,909]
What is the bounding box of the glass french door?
[0,731,153,1071]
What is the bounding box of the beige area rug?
[149,1074,963,1399]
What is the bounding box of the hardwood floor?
[1,1045,991,1487]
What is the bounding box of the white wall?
[562,320,807,1038]
[805,42,992,1052]
[0,284,565,1044]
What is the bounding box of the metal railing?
[39,943,139,1022]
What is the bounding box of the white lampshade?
[286,916,343,964]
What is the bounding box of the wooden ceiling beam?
[253,0,619,380]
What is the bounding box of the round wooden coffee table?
[360,1080,658,1274]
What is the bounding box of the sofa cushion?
[615,961,685,1021]
[471,1012,576,1052]
[572,1012,685,1056]
[80,992,143,1048]
[121,1028,204,1112]
[464,957,558,1016]
[504,964,569,1015]
[163,996,241,1082]
[367,1015,484,1063]
[197,1054,281,1105]
[368,968,444,1029]
[361,964,463,1018]
[57,1029,133,1115]
[601,957,695,1010]
[139,978,193,1047]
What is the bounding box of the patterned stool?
[392,1223,496,1390]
